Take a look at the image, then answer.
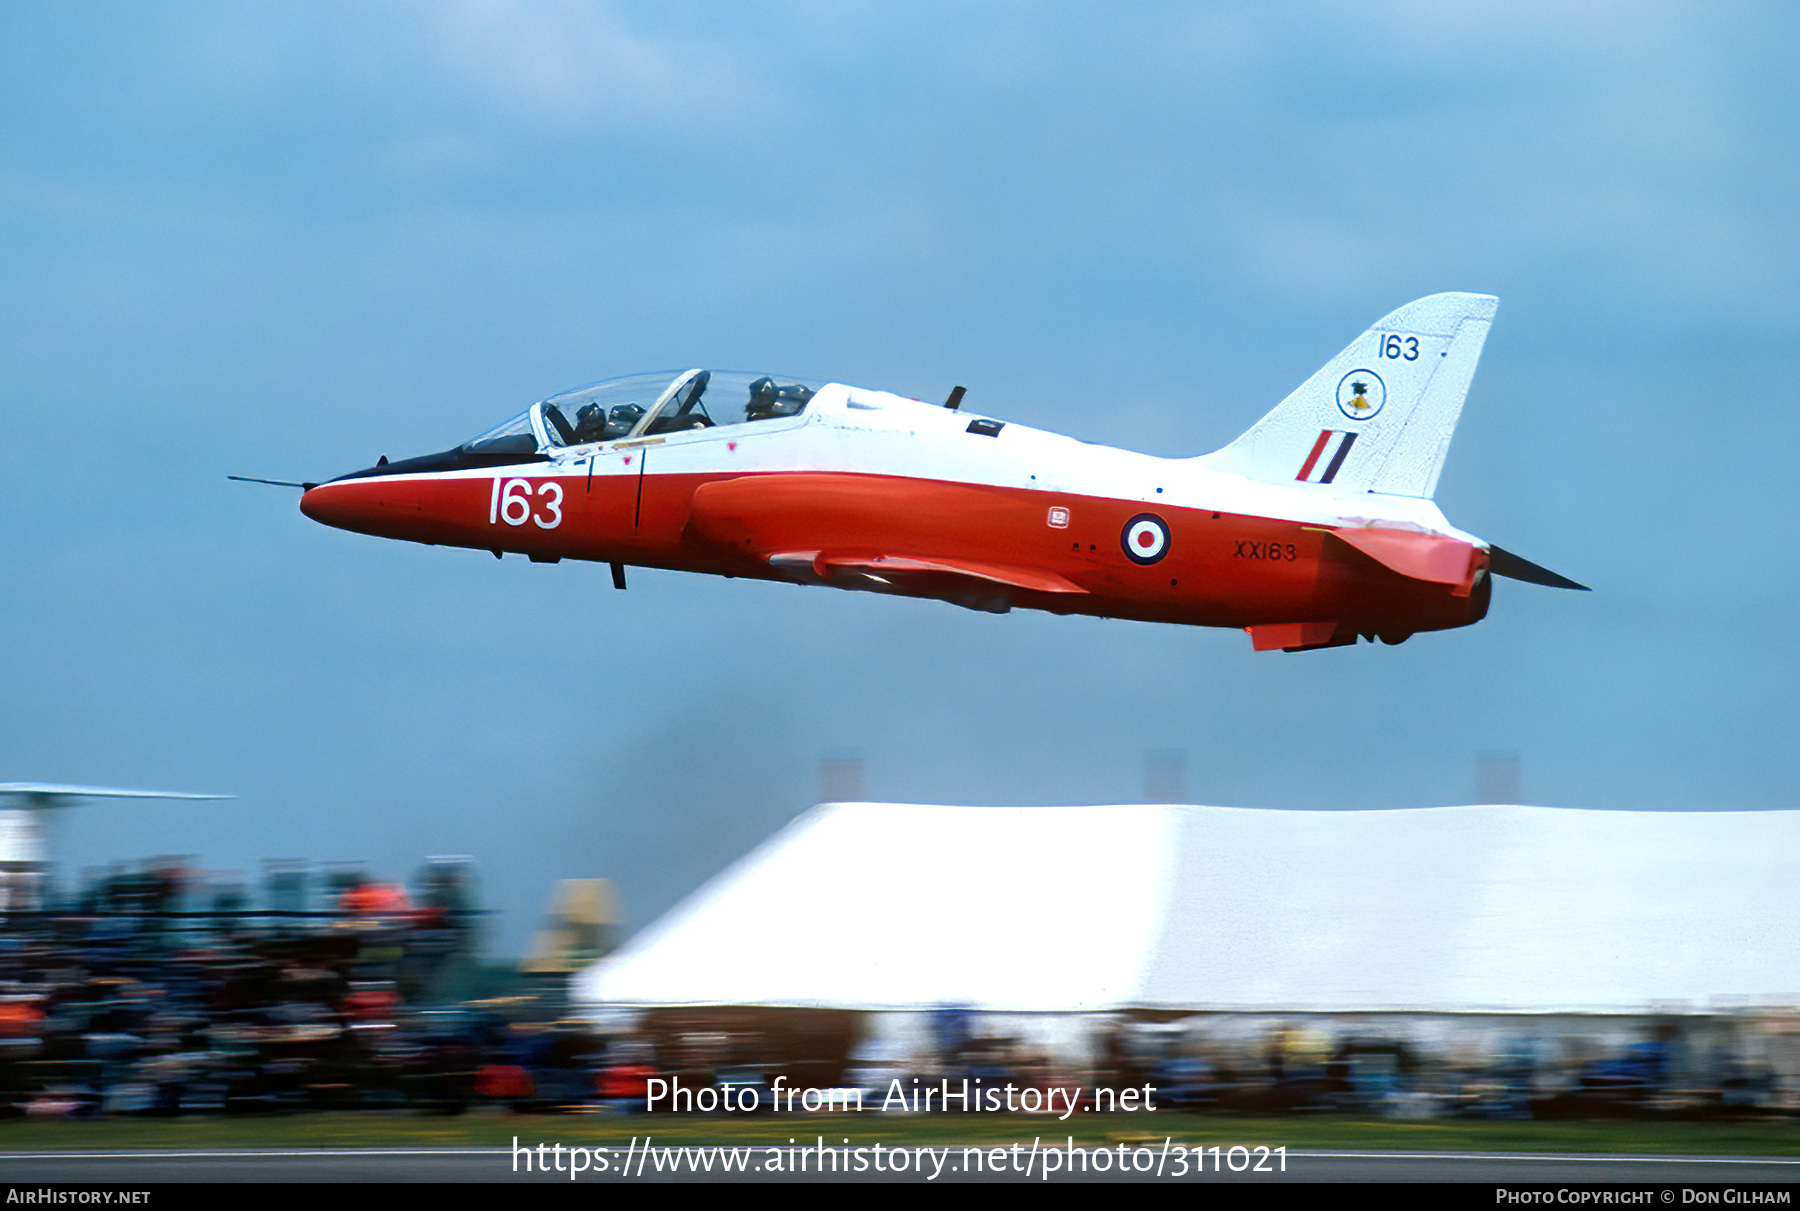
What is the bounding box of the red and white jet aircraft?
[298,293,1584,651]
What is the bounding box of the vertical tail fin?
[1198,293,1497,499]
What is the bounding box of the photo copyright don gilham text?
[646,1075,1159,1118]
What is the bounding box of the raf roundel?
[1121,513,1171,565]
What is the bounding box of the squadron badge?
[1336,370,1385,421]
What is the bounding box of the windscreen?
[461,410,537,456]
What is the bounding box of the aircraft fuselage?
[300,379,1491,651]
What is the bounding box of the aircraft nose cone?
[298,469,478,547]
[300,477,400,537]
[298,481,351,531]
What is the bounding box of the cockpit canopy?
[462,369,817,457]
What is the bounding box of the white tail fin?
[1199,293,1497,499]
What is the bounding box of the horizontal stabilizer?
[1488,546,1590,591]
[1324,528,1483,593]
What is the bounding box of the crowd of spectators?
[4,861,1796,1121]
[1098,1016,1795,1120]
[0,858,508,1117]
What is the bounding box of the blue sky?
[3,2,1796,956]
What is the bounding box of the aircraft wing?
[0,783,231,807]
[691,474,1088,610]
[1321,527,1588,595]
[768,550,1086,612]
[806,552,1084,595]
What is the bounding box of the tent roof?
[574,802,1800,1014]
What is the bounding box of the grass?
[2,1109,1798,1157]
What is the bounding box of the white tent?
[574,803,1800,1015]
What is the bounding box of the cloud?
[424,0,768,127]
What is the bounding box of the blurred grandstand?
[0,855,516,1116]
[7,801,1800,1121]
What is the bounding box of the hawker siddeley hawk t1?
[292,293,1584,651]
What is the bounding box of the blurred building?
[573,802,1800,1097]
[0,783,229,912]
[523,879,621,975]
